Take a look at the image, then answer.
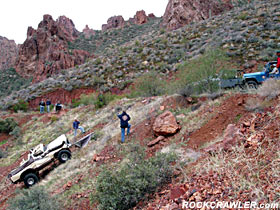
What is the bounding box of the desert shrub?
[171,49,232,95]
[7,186,61,210]
[94,92,122,109]
[0,118,18,134]
[129,71,165,97]
[244,97,271,112]
[95,147,176,210]
[51,116,59,123]
[71,94,96,108]
[258,79,280,99]
[0,68,32,98]
[11,99,29,113]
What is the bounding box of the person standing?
[55,101,63,114]
[73,119,85,137]
[39,100,45,114]
[271,51,280,74]
[46,99,51,113]
[117,110,131,143]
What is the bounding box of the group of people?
[39,99,63,114]
[72,110,131,142]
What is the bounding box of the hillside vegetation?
[1,0,279,110]
[0,0,280,210]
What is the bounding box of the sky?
[0,0,168,44]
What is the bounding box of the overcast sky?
[0,0,168,44]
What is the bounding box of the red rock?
[82,25,95,39]
[162,0,233,30]
[153,111,180,136]
[102,16,125,31]
[170,186,186,200]
[0,36,18,70]
[148,13,156,18]
[15,14,90,82]
[147,136,165,147]
[134,10,148,25]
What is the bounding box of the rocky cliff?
[162,0,233,30]
[15,14,90,83]
[0,36,18,70]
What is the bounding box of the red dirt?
[185,94,250,149]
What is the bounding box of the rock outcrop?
[153,111,180,136]
[15,14,90,82]
[0,36,18,70]
[133,10,149,25]
[82,25,95,39]
[102,16,125,31]
[162,0,233,30]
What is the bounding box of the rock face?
[153,111,180,136]
[82,25,95,39]
[15,14,90,82]
[0,36,18,70]
[162,0,233,30]
[102,16,125,31]
[133,10,149,25]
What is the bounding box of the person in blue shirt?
[46,99,51,113]
[73,119,85,137]
[117,110,131,143]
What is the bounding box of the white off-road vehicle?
[8,133,92,187]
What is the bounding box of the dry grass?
[193,138,280,203]
[258,79,280,99]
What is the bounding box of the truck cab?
[243,61,278,88]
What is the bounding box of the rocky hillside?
[162,0,233,30]
[1,0,279,110]
[0,36,18,70]
[15,15,91,83]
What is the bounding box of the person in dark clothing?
[117,111,131,143]
[55,101,63,113]
[46,99,51,113]
[39,100,45,113]
[73,119,85,137]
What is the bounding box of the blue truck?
[220,61,279,89]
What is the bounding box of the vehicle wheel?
[246,81,258,89]
[23,173,38,187]
[58,150,71,163]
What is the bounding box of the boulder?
[162,0,233,30]
[147,136,165,147]
[153,111,180,136]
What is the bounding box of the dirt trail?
[185,94,249,149]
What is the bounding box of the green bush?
[0,118,18,134]
[7,186,61,210]
[12,99,29,112]
[129,71,165,97]
[172,49,232,94]
[95,147,176,210]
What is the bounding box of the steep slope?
[0,36,18,70]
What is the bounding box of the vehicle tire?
[23,173,38,187]
[246,80,258,89]
[58,150,71,163]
